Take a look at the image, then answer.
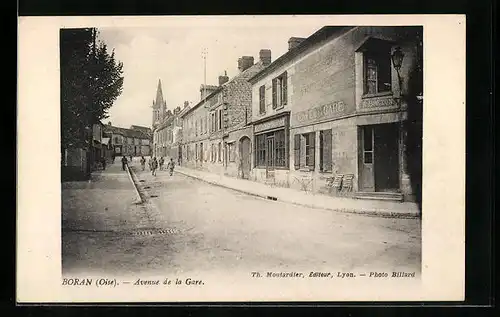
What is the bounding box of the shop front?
[251,112,290,186]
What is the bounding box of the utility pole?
[202,47,207,107]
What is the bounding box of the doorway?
[359,123,400,192]
[239,136,251,179]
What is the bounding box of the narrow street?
[62,160,421,278]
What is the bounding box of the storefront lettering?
[360,97,396,109]
[293,101,346,124]
[254,117,286,133]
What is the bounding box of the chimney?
[184,101,189,108]
[259,49,272,66]
[238,56,254,72]
[288,37,306,51]
[107,121,112,126]
[218,70,229,86]
[200,84,218,100]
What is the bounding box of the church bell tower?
[152,79,167,128]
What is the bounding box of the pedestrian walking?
[159,157,164,171]
[121,155,128,171]
[140,156,146,171]
[167,158,175,176]
[151,157,158,176]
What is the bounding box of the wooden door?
[359,126,375,192]
[239,137,251,179]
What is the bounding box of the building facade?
[248,26,423,202]
[103,123,151,157]
[180,50,272,178]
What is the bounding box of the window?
[218,142,222,162]
[218,109,222,130]
[228,143,235,162]
[114,137,119,144]
[304,133,315,168]
[199,142,204,161]
[294,132,315,170]
[364,50,391,94]
[259,85,266,114]
[215,111,219,131]
[272,71,288,109]
[319,129,333,172]
[363,127,373,164]
[255,134,266,167]
[274,130,286,167]
[195,143,198,160]
[195,120,198,136]
[255,130,288,168]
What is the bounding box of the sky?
[97,17,332,129]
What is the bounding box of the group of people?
[139,156,175,176]
[119,155,175,176]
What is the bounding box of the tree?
[60,28,124,151]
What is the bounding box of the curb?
[177,170,419,219]
[126,164,143,204]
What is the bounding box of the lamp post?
[391,46,405,194]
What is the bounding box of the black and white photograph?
[18,15,465,302]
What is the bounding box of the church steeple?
[152,79,167,128]
[154,79,165,109]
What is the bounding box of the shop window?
[259,85,266,114]
[364,49,392,95]
[319,129,333,172]
[274,130,286,167]
[255,134,266,167]
[272,71,288,109]
[255,130,287,168]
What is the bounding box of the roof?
[103,125,150,139]
[181,60,269,118]
[180,87,222,118]
[248,26,355,83]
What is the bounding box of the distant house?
[103,123,151,157]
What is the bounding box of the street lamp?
[391,46,405,195]
[391,46,405,97]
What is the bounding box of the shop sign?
[359,96,397,110]
[254,116,286,133]
[293,100,346,125]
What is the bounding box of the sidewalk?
[175,166,420,219]
[62,161,148,233]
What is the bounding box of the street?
[62,160,421,278]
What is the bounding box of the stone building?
[180,50,272,177]
[248,26,423,202]
[103,123,151,157]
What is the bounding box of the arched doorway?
[239,136,251,179]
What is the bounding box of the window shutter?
[294,134,300,170]
[310,133,315,171]
[282,72,288,105]
[272,78,277,109]
[259,85,265,113]
[323,130,332,172]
